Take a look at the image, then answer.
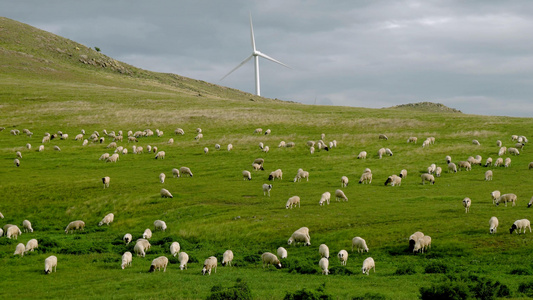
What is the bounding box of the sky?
[3,0,533,117]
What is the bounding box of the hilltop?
[389,102,462,113]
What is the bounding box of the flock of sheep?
[2,126,532,278]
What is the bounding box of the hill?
[389,102,462,113]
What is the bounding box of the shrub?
[329,265,355,276]
[394,264,417,275]
[284,283,332,300]
[425,261,449,274]
[518,281,533,297]
[206,278,252,300]
[471,277,511,300]
[509,267,532,275]
[352,292,387,300]
[285,257,317,275]
[419,280,470,300]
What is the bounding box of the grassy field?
[2,17,533,299]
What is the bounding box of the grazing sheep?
[14,158,20,167]
[496,140,502,147]
[489,217,499,234]
[195,133,203,140]
[496,193,517,207]
[179,167,193,177]
[528,196,533,208]
[341,176,349,187]
[362,257,375,275]
[242,170,252,181]
[319,257,329,275]
[335,189,348,202]
[413,236,432,253]
[379,134,388,140]
[484,157,493,167]
[264,129,271,135]
[458,161,471,171]
[262,183,273,196]
[160,188,173,198]
[421,173,435,185]
[99,137,105,144]
[310,146,315,154]
[254,128,263,134]
[377,148,386,159]
[407,137,418,143]
[498,147,507,156]
[253,163,264,171]
[293,169,309,182]
[123,233,133,245]
[253,158,265,166]
[384,175,401,186]
[25,238,38,253]
[159,173,166,183]
[38,145,44,152]
[42,135,50,143]
[115,146,124,153]
[286,142,295,148]
[146,145,152,153]
[44,256,58,274]
[278,141,286,148]
[261,252,281,269]
[359,170,372,184]
[215,144,220,150]
[22,220,33,233]
[508,147,520,155]
[170,242,180,257]
[107,142,117,149]
[222,250,234,267]
[202,256,218,275]
[102,176,110,188]
[121,252,132,269]
[319,191,331,206]
[204,147,208,154]
[504,157,511,167]
[178,252,189,270]
[3,224,13,235]
[172,168,180,178]
[491,190,501,205]
[399,169,407,178]
[472,139,480,145]
[268,169,283,181]
[14,243,25,257]
[155,151,165,159]
[319,244,330,259]
[65,220,85,234]
[143,229,152,239]
[26,143,31,150]
[227,144,233,151]
[16,151,22,159]
[122,148,128,155]
[175,128,185,135]
[509,219,531,234]
[463,197,471,213]
[134,239,151,257]
[0,212,3,219]
[106,153,119,163]
[409,232,424,251]
[288,227,311,246]
[286,196,301,209]
[357,151,367,159]
[127,136,138,143]
[494,157,504,167]
[277,247,288,259]
[75,133,84,141]
[445,155,452,164]
[338,249,349,266]
[99,153,110,161]
[352,237,369,253]
[428,163,437,174]
[435,167,442,177]
[167,138,173,144]
[149,256,169,272]
[154,220,167,231]
[485,170,493,181]
[515,143,525,150]
[153,146,158,154]
[422,139,431,148]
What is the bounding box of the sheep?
[512,134,519,141]
[204,147,208,154]
[277,247,288,259]
[341,176,349,187]
[319,191,331,206]
[254,128,263,134]
[445,155,452,164]
[253,163,264,171]
[496,140,502,147]
[122,148,128,155]
[286,142,295,148]
[143,229,152,239]
[319,244,330,259]
[264,129,271,135]
[99,153,110,161]
[338,249,349,266]
[222,250,234,267]
[484,157,493,167]
[14,158,20,167]
[175,128,185,135]
[6,225,22,239]
[409,231,424,251]
[261,183,273,196]
[515,143,525,150]
[293,169,309,182]
[421,173,435,185]
[528,196,533,208]
[253,158,265,166]
[509,219,531,234]
[359,170,372,184]
[413,236,432,253]
[422,139,431,148]
[472,139,480,146]
[458,161,471,171]
[107,142,117,149]
[268,169,283,181]
[286,196,301,209]
[123,233,133,245]
[171,168,180,178]
[427,163,436,174]
[14,243,25,257]
[377,148,386,159]
[261,252,281,269]
[379,134,388,140]
[0,212,3,219]
[321,133,326,140]
[26,143,31,150]
[170,242,180,257]
[310,146,315,154]
[504,157,511,167]
[494,157,504,167]
[384,175,401,186]
[463,197,471,213]
[65,220,85,234]
[102,176,110,188]
[160,188,173,198]
[362,257,375,275]
[121,251,132,269]
[16,151,22,159]
[22,220,33,233]
[38,145,44,152]
[496,193,517,207]
[149,256,169,272]
[352,237,369,253]
[75,133,84,141]
[508,147,520,155]
[178,252,189,270]
[155,151,165,159]
[435,167,442,177]
[134,239,151,257]
[215,144,220,150]
[3,224,13,234]
[180,167,193,177]
[357,151,367,159]
[489,217,499,234]
[115,146,124,153]
[490,190,501,205]
[128,136,138,143]
[407,137,418,143]
[288,227,311,246]
[42,135,50,143]
[498,147,507,156]
[106,153,119,163]
[278,141,286,148]
[154,220,167,231]
[195,133,203,140]
[485,170,493,181]
[202,256,218,275]
[319,257,329,275]
[335,189,348,202]
[99,137,105,144]
[44,256,58,274]
[24,238,38,253]
[227,143,233,151]
[146,145,151,153]
[243,170,252,181]
[399,169,407,178]
[167,138,173,144]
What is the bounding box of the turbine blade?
[250,13,256,51]
[220,55,253,81]
[256,51,291,69]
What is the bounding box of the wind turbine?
[221,14,290,96]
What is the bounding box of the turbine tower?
[221,14,290,96]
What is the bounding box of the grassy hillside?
[1,17,533,299]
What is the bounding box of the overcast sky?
[4,1,533,117]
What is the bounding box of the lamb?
[22,220,33,233]
[491,190,501,205]
[268,169,283,181]
[435,167,442,177]
[319,192,331,206]
[155,151,165,159]
[254,128,263,134]
[472,139,480,145]
[154,220,167,231]
[253,163,264,171]
[498,147,507,156]
[319,257,329,275]
[485,170,493,181]
[227,144,233,151]
[160,188,173,198]
[262,184,273,196]
[399,169,407,178]
[143,228,152,239]
[106,153,119,163]
[409,231,424,251]
[65,220,85,234]
[458,161,471,171]
[421,173,435,185]
[261,252,281,269]
[504,157,511,167]
[489,216,499,234]
[352,237,369,253]
[14,243,25,256]
[509,219,531,234]
[159,173,166,183]
[445,155,452,164]
[25,238,38,253]
[286,196,301,209]
[496,193,517,207]
[170,242,180,257]
[413,236,432,253]
[337,249,348,266]
[335,189,348,201]
[222,250,234,267]
[243,170,252,181]
[99,153,110,161]
[172,168,180,177]
[359,170,372,184]
[202,256,218,275]
[180,167,193,177]
[14,158,20,167]
[288,227,311,246]
[178,252,189,270]
[357,151,367,159]
[277,247,288,259]
[463,197,471,213]
[494,157,504,167]
[123,233,133,245]
[362,257,375,275]
[293,169,309,182]
[508,147,520,155]
[44,256,58,274]
[484,157,493,167]
[407,137,418,143]
[175,128,185,135]
[102,176,110,188]
[319,244,330,259]
[341,176,349,187]
[379,134,388,140]
[121,251,132,269]
[149,256,169,272]
[384,175,401,186]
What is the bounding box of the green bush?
[394,264,417,275]
[509,268,532,275]
[329,265,355,276]
[284,283,332,300]
[352,292,387,300]
[518,281,533,297]
[471,277,511,300]
[425,261,449,274]
[419,280,470,300]
[206,278,252,300]
[285,257,318,275]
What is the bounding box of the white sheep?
[106,153,119,163]
[168,138,173,144]
[504,157,511,167]
[491,190,501,205]
[175,128,185,135]
[170,242,180,257]
[341,176,349,187]
[159,173,166,183]
[528,196,533,208]
[102,176,110,188]
[435,167,442,177]
[115,146,124,153]
[319,257,329,275]
[22,220,33,233]
[277,247,288,259]
[472,139,480,145]
[278,141,286,148]
[215,144,220,150]
[121,251,132,269]
[509,219,531,234]
[122,148,128,155]
[494,157,504,167]
[24,238,38,253]
[38,145,44,152]
[409,231,424,251]
[75,133,84,141]
[362,257,375,275]
[413,236,432,253]
[489,216,499,234]
[155,151,166,159]
[335,189,348,202]
[422,139,431,148]
[379,134,388,140]
[463,197,471,213]
[222,250,234,267]
[123,233,133,245]
[97,213,114,226]
[458,161,471,171]
[377,148,386,159]
[154,220,167,231]
[288,227,311,246]
[99,153,110,161]
[508,147,520,155]
[261,252,281,269]
[427,163,437,174]
[44,255,58,274]
[293,169,309,182]
[286,196,301,209]
[268,169,283,181]
[407,137,418,143]
[445,155,452,164]
[243,170,252,181]
[384,175,401,186]
[496,193,517,207]
[399,169,407,178]
[26,143,31,150]
[202,256,218,275]
[0,212,3,219]
[14,243,25,257]
[359,170,372,184]
[153,146,158,153]
[149,256,169,272]
[65,220,85,234]
[195,133,203,140]
[286,142,295,148]
[319,191,331,206]
[146,145,152,153]
[421,173,435,185]
[352,237,369,253]
[178,252,189,270]
[204,147,209,154]
[253,163,264,171]
[160,188,173,198]
[171,168,180,178]
[357,151,367,159]
[143,228,152,239]
[107,142,117,149]
[180,167,193,177]
[485,170,493,181]
[227,143,233,151]
[16,151,22,159]
[254,128,263,134]
[134,239,150,257]
[496,140,502,147]
[14,158,20,167]
[338,249,348,266]
[498,147,507,156]
[264,129,271,135]
[262,184,272,196]
[484,157,493,167]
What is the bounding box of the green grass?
[1,16,533,299]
